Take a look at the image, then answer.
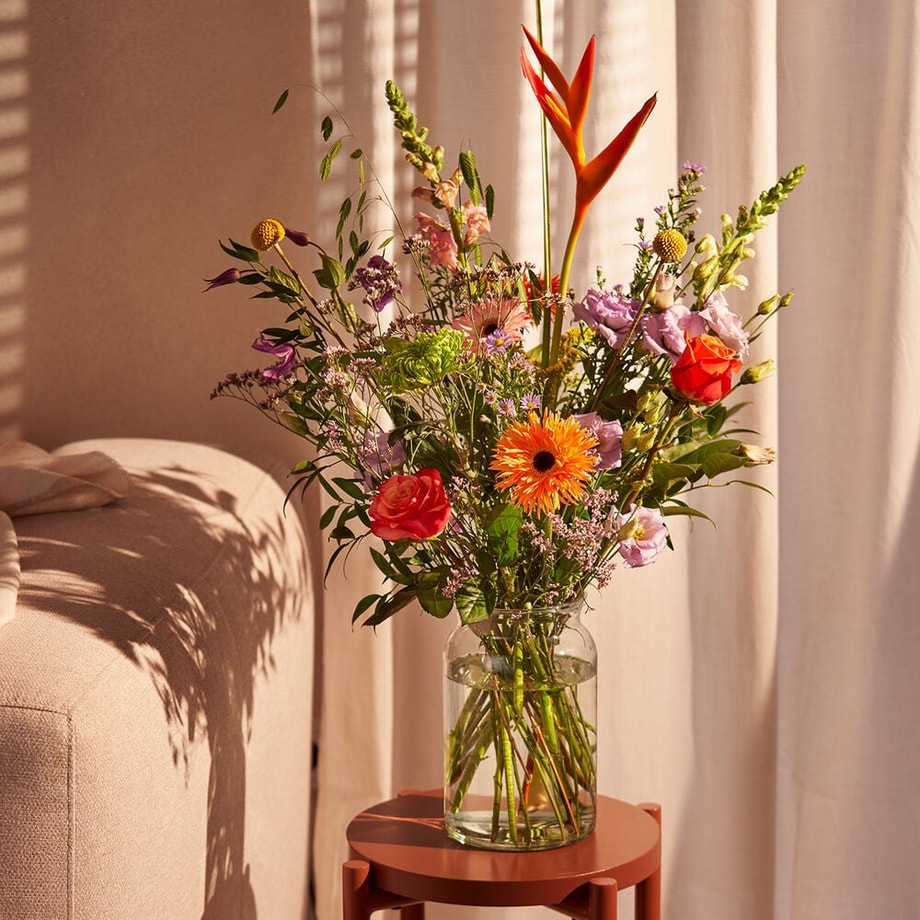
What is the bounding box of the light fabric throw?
[0,442,131,627]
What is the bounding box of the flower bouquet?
[206,24,803,849]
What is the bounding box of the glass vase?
[443,601,597,850]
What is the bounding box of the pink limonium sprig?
[520,27,657,384]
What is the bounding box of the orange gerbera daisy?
[491,411,598,516]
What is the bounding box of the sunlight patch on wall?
[0,0,26,442]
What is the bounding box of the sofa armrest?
[0,439,315,920]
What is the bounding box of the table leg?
[634,804,662,920]
[343,860,372,920]
[588,877,618,920]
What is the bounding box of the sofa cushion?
[0,439,315,920]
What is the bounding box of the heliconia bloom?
[573,288,638,349]
[202,268,241,292]
[618,506,669,568]
[414,213,458,269]
[452,295,533,353]
[574,412,623,469]
[462,202,491,245]
[520,28,657,211]
[670,334,742,404]
[252,334,296,381]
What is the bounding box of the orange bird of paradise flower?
[520,27,657,323]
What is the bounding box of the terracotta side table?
[343,790,661,920]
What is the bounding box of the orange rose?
[670,334,742,404]
[369,468,451,541]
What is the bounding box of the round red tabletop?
[345,790,661,908]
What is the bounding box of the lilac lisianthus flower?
[573,287,638,348]
[252,334,296,381]
[699,291,749,357]
[574,412,623,469]
[641,304,705,362]
[618,506,669,567]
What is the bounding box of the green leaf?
[485,184,495,220]
[313,253,347,290]
[319,503,338,530]
[485,504,521,566]
[362,588,418,627]
[661,504,715,526]
[350,147,364,160]
[650,461,695,495]
[416,570,454,618]
[351,592,382,625]
[320,139,342,181]
[321,115,334,141]
[220,239,261,263]
[329,523,355,542]
[458,150,482,205]
[332,476,366,501]
[455,581,494,625]
[272,89,289,114]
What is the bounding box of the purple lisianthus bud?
[618,506,669,568]
[574,412,623,469]
[283,226,311,247]
[202,267,241,291]
[252,333,296,380]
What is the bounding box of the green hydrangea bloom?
[380,328,466,393]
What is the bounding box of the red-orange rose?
[670,334,742,404]
[369,468,451,541]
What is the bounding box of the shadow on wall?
[17,459,311,919]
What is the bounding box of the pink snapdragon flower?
[414,213,458,269]
[463,202,491,245]
[618,506,669,567]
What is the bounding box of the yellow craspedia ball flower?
[251,218,286,251]
[652,228,688,262]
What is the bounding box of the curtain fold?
[306,2,920,918]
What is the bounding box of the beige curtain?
[306,2,920,919]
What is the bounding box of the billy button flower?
[652,228,688,263]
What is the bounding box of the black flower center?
[480,322,499,336]
[532,450,556,473]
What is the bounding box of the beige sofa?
[0,438,315,919]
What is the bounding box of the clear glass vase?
[443,601,597,850]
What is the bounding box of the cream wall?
[3,0,312,481]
